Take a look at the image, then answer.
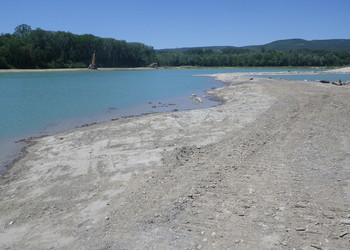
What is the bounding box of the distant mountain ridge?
[243,39,350,51]
[159,39,350,52]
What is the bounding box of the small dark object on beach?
[319,80,330,83]
[249,78,254,80]
[331,81,342,86]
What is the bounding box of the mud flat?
[1,72,350,249]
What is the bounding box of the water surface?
[0,68,327,172]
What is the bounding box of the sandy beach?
[0,67,157,73]
[1,69,350,249]
[1,66,350,74]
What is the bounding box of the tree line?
[156,47,350,67]
[1,24,350,69]
[0,24,155,69]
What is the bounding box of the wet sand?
[1,70,350,249]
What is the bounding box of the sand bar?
[1,70,350,249]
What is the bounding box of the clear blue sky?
[1,0,350,49]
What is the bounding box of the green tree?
[13,24,32,38]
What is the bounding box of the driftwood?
[331,81,342,86]
[318,80,330,83]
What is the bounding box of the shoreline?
[1,69,350,248]
[0,67,157,73]
[2,66,350,173]
[0,73,224,174]
[2,93,224,174]
[1,98,223,175]
[1,65,348,74]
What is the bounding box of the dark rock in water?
[319,80,330,83]
[15,138,26,143]
[152,106,157,108]
[80,122,97,128]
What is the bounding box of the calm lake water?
[0,68,328,171]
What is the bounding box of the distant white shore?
[0,67,156,73]
[326,66,350,73]
[1,66,350,74]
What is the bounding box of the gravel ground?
[1,73,350,249]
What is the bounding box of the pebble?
[295,227,306,231]
[9,221,14,225]
[339,231,348,238]
[234,240,241,244]
[340,219,350,225]
[310,244,322,250]
[295,202,308,208]
[323,212,335,219]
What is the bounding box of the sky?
[1,0,350,49]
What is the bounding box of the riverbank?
[0,66,346,74]
[0,69,224,173]
[0,67,156,73]
[1,71,350,249]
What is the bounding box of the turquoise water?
[0,70,218,141]
[0,68,326,170]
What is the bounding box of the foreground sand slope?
[1,75,350,249]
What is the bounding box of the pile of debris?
[318,80,350,86]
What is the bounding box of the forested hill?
[0,24,155,69]
[242,39,350,52]
[157,39,350,67]
[1,25,350,69]
[159,39,350,52]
